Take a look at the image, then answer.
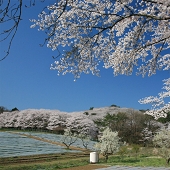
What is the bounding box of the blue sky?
[0,1,169,112]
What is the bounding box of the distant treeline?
[0,106,19,113]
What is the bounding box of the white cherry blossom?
[139,78,170,119]
[30,0,170,79]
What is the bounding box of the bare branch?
[0,0,46,61]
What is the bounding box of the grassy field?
[0,152,170,170]
[0,153,90,170]
[105,155,168,167]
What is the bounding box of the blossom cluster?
[30,0,170,78]
[0,109,97,138]
[153,128,170,148]
[139,78,170,119]
[95,127,120,156]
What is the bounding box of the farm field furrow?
[17,131,96,150]
[0,131,82,158]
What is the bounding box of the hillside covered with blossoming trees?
[0,106,169,144]
[0,106,129,130]
[0,107,131,129]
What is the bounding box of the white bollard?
[90,152,99,163]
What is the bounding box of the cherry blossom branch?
[139,78,170,119]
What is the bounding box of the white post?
[90,152,99,163]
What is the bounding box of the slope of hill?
[0,106,139,131]
[1,106,169,144]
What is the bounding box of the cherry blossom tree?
[66,113,98,140]
[0,109,68,130]
[139,78,170,119]
[153,128,170,164]
[30,0,169,78]
[62,128,78,149]
[30,0,170,118]
[78,133,90,149]
[0,109,99,138]
[141,127,153,146]
[95,127,121,162]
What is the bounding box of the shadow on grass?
[120,159,140,163]
[105,156,140,163]
[99,155,170,168]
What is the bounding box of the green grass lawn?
[1,155,169,170]
[104,155,169,167]
[0,158,89,170]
